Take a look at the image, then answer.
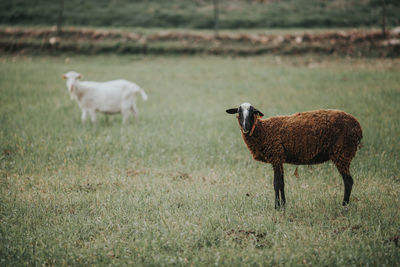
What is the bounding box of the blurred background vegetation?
[1,0,399,29]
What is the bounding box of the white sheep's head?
[226,103,264,135]
[62,71,82,96]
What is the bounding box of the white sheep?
[62,71,148,123]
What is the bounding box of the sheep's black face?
[239,103,254,134]
[226,103,264,134]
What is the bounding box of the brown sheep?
[226,103,363,209]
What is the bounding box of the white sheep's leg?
[88,110,96,123]
[81,110,88,123]
[122,99,137,123]
[121,105,132,124]
[131,100,138,120]
[122,110,130,124]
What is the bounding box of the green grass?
[0,54,399,265]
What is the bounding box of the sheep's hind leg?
[122,98,137,124]
[273,164,285,209]
[331,137,357,206]
[280,174,286,206]
[334,160,353,206]
[122,110,130,124]
[342,173,353,206]
[131,100,138,120]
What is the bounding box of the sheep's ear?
[226,108,238,114]
[77,74,83,79]
[254,109,264,117]
[62,74,67,80]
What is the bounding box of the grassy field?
[0,54,399,265]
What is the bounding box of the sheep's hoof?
[274,203,286,210]
[342,202,350,211]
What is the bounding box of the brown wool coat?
[239,110,363,173]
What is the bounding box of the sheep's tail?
[139,87,148,101]
[357,132,363,150]
[358,141,363,150]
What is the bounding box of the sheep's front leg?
[81,110,88,123]
[88,110,96,123]
[273,164,285,209]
